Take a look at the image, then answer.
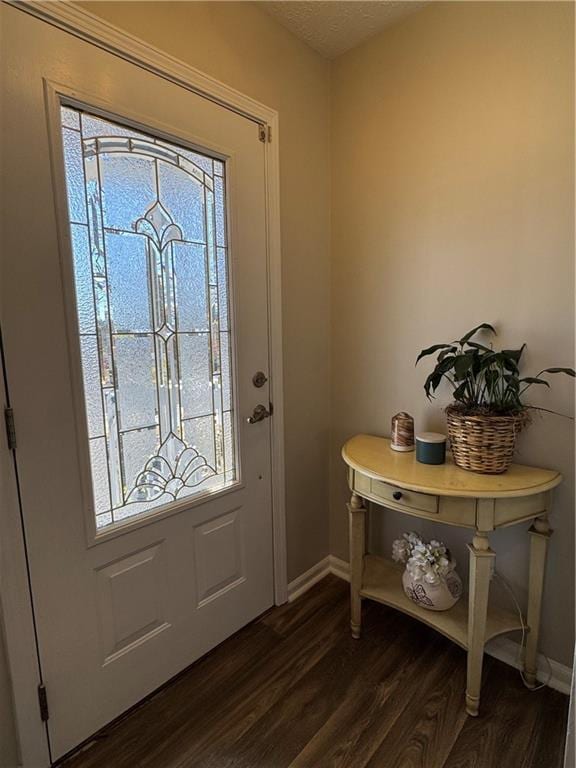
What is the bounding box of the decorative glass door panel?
[60,106,236,529]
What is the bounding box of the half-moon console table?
[342,434,562,716]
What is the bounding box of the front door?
[1,5,275,760]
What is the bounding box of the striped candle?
[391,412,415,452]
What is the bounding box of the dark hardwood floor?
[61,576,568,768]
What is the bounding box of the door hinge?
[258,124,271,143]
[269,401,274,416]
[38,684,49,722]
[4,407,16,450]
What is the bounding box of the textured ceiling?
[261,1,428,59]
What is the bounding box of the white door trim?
[0,339,49,768]
[1,3,287,765]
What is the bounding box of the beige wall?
[78,0,333,582]
[331,1,575,665]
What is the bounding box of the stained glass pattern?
[60,106,236,529]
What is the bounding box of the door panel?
[194,508,246,605]
[1,5,274,759]
[95,541,171,665]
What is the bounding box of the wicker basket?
[446,406,527,474]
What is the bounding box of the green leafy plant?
[416,323,575,416]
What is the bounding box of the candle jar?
[416,432,447,464]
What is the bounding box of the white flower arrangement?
[392,532,456,586]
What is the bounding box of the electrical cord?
[493,571,552,690]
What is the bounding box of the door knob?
[247,404,271,424]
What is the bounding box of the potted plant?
[416,323,575,473]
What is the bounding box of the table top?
[342,434,562,498]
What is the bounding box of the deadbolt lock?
[252,371,268,388]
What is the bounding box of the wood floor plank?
[61,577,568,768]
[363,632,469,768]
[442,659,561,768]
[173,598,399,768]
[165,587,351,768]
[164,606,348,768]
[519,684,570,768]
[262,574,348,637]
[202,608,412,768]
[287,617,449,768]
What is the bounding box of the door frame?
[1,2,287,765]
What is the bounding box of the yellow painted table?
[342,434,562,716]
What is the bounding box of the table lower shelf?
[360,555,523,650]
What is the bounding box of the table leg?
[348,492,366,639]
[524,513,552,688]
[466,531,495,716]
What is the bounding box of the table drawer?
[370,479,439,515]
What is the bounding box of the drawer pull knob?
[393,491,403,501]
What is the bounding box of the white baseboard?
[287,556,332,602]
[287,555,350,602]
[287,556,572,695]
[486,636,572,695]
[328,555,350,582]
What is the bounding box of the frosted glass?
[158,162,205,242]
[179,475,219,499]
[61,106,237,528]
[183,416,216,470]
[215,177,226,247]
[80,336,104,437]
[71,224,95,333]
[206,189,215,252]
[120,427,159,496]
[114,335,157,431]
[220,332,232,411]
[223,411,234,479]
[207,243,217,287]
[113,497,164,522]
[62,107,80,130]
[81,113,147,140]
[91,278,114,391]
[96,137,130,154]
[158,141,214,175]
[130,140,177,166]
[62,128,87,223]
[106,231,152,333]
[100,153,157,231]
[173,242,209,332]
[217,248,229,331]
[210,286,220,361]
[213,393,224,474]
[179,334,212,418]
[83,154,106,276]
[95,512,113,529]
[89,437,111,514]
[103,388,121,509]
[189,153,213,175]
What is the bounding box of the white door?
[1,5,275,760]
